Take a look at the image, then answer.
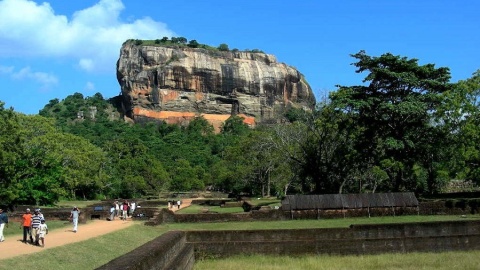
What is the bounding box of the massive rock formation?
[116,41,316,131]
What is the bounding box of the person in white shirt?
[109,205,115,221]
[0,208,9,242]
[70,206,80,232]
[130,201,136,217]
[38,219,48,247]
[115,201,120,217]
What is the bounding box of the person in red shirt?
[21,208,33,243]
[122,200,129,221]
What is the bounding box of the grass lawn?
[194,251,480,270]
[54,200,103,208]
[1,214,479,269]
[0,222,167,269]
[247,197,282,207]
[176,204,244,214]
[162,214,480,231]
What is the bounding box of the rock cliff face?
[116,41,316,131]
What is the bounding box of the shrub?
[188,40,199,48]
[218,43,229,51]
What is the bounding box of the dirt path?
[0,200,194,260]
[170,198,192,212]
[0,218,134,260]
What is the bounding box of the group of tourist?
[167,200,182,210]
[19,208,48,247]
[110,200,136,221]
[0,206,81,247]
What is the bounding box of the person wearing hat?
[0,208,8,242]
[36,208,44,221]
[30,209,42,245]
[20,208,33,243]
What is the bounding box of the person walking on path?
[30,209,42,245]
[115,201,120,217]
[0,208,9,242]
[70,206,80,233]
[38,219,48,247]
[121,200,129,220]
[130,201,136,217]
[21,208,33,243]
[109,204,115,221]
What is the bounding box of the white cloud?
[0,65,14,74]
[10,66,58,87]
[0,0,175,72]
[84,81,95,92]
[79,59,95,72]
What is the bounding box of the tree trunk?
[283,183,289,196]
[266,172,271,197]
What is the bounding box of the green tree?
[169,159,203,192]
[0,102,23,205]
[331,51,452,192]
[188,39,199,48]
[221,115,249,136]
[16,115,66,205]
[270,104,358,194]
[240,129,288,197]
[186,117,215,137]
[441,70,480,184]
[177,37,187,44]
[218,43,229,51]
[46,132,107,199]
[216,143,253,194]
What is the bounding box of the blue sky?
[1,0,479,115]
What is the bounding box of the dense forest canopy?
[1,51,479,206]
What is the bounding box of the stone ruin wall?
[97,220,480,270]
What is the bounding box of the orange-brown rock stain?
[160,90,180,103]
[194,92,204,100]
[133,108,255,133]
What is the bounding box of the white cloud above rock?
[4,66,59,89]
[0,0,175,72]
